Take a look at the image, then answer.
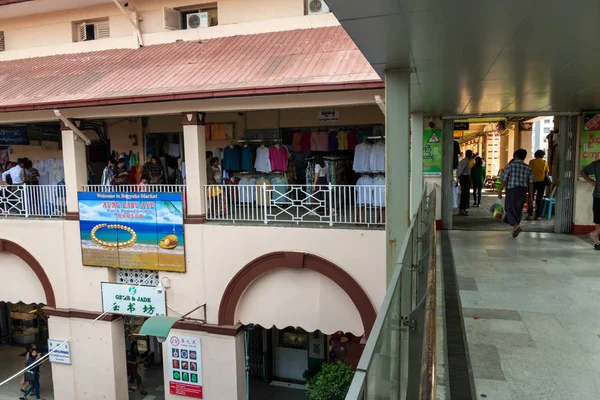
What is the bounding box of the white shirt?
[373,175,386,207]
[2,165,26,184]
[254,146,271,173]
[369,142,385,172]
[314,164,327,178]
[353,143,372,173]
[356,175,374,205]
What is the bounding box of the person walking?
[580,158,600,250]
[20,349,45,400]
[471,157,485,207]
[456,150,473,215]
[527,150,550,220]
[127,341,148,395]
[498,149,533,238]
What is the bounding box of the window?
[74,20,110,42]
[0,31,4,52]
[163,4,218,30]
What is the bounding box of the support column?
[411,113,424,216]
[48,315,128,400]
[182,112,207,223]
[61,121,87,219]
[385,69,410,282]
[442,119,454,230]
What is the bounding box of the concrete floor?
[0,345,54,400]
[250,379,307,400]
[452,189,555,232]
[450,230,600,400]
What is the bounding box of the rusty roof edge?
[0,80,385,114]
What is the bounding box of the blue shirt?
[501,160,533,189]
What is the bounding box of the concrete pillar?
[48,316,128,400]
[182,112,207,223]
[61,122,87,216]
[164,328,247,400]
[442,119,454,230]
[385,69,410,282]
[411,113,424,216]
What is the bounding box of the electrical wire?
[0,274,155,387]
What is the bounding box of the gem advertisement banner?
[423,129,442,176]
[101,282,167,317]
[78,192,185,272]
[168,335,203,399]
[580,112,600,171]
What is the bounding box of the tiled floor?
[0,345,54,400]
[450,231,600,400]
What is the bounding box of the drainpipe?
[112,0,144,48]
[375,95,386,116]
[54,110,92,146]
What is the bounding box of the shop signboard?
[101,282,167,317]
[318,110,339,121]
[580,112,600,171]
[0,126,29,145]
[78,192,185,272]
[423,129,442,176]
[168,334,203,398]
[454,122,469,130]
[47,339,71,365]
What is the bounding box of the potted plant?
[306,362,355,400]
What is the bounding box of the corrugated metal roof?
[0,26,382,112]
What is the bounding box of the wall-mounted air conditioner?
[187,12,211,29]
[307,0,330,15]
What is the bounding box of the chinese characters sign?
[168,335,203,399]
[580,112,600,171]
[78,192,185,272]
[423,129,442,176]
[101,282,166,317]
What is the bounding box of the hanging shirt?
[347,130,358,150]
[337,131,349,150]
[356,175,374,205]
[269,145,289,172]
[369,142,385,172]
[241,146,253,172]
[300,132,312,152]
[292,132,302,152]
[353,143,372,173]
[311,132,329,151]
[373,175,386,207]
[223,146,242,172]
[328,131,338,151]
[254,146,271,173]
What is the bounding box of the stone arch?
[0,239,56,307]
[218,252,377,337]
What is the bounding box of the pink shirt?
[310,132,329,151]
[269,145,289,172]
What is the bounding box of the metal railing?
[346,187,437,400]
[82,184,186,193]
[0,185,66,218]
[204,184,386,227]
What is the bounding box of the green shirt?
[470,166,486,184]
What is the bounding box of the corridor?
[449,231,600,400]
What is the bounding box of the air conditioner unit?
[187,12,210,29]
[307,0,329,15]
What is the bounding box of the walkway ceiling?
[326,0,600,116]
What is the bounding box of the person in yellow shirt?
[527,150,549,220]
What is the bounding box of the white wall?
[0,253,46,304]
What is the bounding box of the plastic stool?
[542,197,555,219]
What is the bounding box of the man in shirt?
[456,150,473,215]
[527,150,550,220]
[498,149,533,238]
[580,158,600,250]
[1,158,27,185]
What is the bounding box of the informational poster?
[168,334,203,399]
[101,282,166,317]
[580,112,600,171]
[423,129,442,176]
[48,340,71,365]
[78,192,185,272]
[0,125,29,145]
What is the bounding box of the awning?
[139,316,179,339]
[0,26,382,113]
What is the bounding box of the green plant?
[306,362,355,400]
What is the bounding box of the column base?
[184,214,207,224]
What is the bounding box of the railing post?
[328,183,333,227]
[23,185,29,218]
[263,183,268,225]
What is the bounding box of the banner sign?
[168,335,203,398]
[423,129,442,176]
[78,192,185,272]
[454,122,469,130]
[0,126,28,145]
[580,112,600,170]
[48,340,71,365]
[101,282,166,317]
[318,110,339,121]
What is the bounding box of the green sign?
[580,112,600,171]
[423,129,442,176]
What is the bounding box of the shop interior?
[452,117,557,233]
[245,324,363,400]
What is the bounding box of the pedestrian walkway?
[449,231,600,400]
[0,345,53,400]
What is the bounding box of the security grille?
[116,269,160,286]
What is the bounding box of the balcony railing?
[82,184,186,193]
[0,185,66,218]
[205,184,386,227]
[345,187,437,400]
